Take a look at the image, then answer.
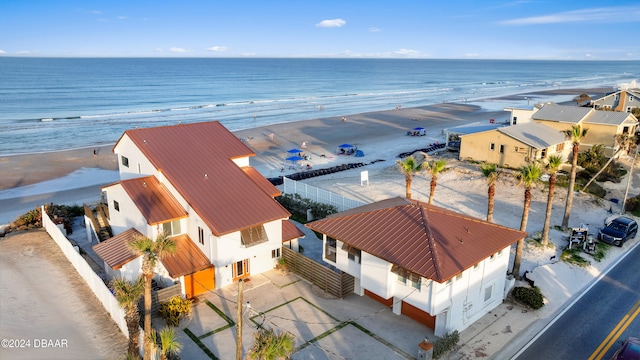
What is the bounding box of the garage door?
[184,267,215,298]
[364,289,393,307]
[401,301,436,330]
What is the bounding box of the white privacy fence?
[41,206,129,338]
[282,177,368,212]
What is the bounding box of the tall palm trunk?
[406,176,412,199]
[562,144,579,230]
[126,308,141,358]
[487,183,495,222]
[143,271,153,360]
[429,177,437,205]
[541,174,556,246]
[513,188,532,278]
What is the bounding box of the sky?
[1,0,639,60]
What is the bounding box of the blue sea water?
[0,57,638,156]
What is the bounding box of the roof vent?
[142,181,147,187]
[204,174,208,179]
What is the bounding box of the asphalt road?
[514,241,640,359]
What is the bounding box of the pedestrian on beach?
[342,116,347,122]
[93,149,97,157]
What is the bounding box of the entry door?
[233,259,250,279]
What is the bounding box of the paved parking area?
[172,270,433,359]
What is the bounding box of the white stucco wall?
[113,135,157,180]
[103,184,149,236]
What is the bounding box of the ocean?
[0,57,638,156]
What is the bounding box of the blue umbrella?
[338,143,353,148]
[287,148,303,153]
[285,155,304,162]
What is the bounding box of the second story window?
[162,219,182,236]
[325,237,337,262]
[198,226,205,245]
[121,155,129,168]
[240,225,268,247]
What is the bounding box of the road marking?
[589,300,640,360]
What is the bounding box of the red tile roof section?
[242,166,282,197]
[119,176,188,225]
[116,121,290,236]
[161,234,212,278]
[306,197,526,283]
[92,228,142,270]
[282,220,305,242]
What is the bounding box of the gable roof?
[497,123,567,149]
[532,103,593,123]
[282,219,305,242]
[107,176,188,225]
[93,228,142,270]
[306,197,526,283]
[115,121,290,236]
[583,110,636,126]
[160,234,212,278]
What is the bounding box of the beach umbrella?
[286,148,303,154]
[338,143,354,148]
[285,155,304,162]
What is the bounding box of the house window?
[513,117,517,125]
[490,253,496,261]
[411,277,421,290]
[499,145,505,153]
[397,274,420,290]
[233,259,249,278]
[615,95,619,101]
[484,285,494,302]
[113,200,120,212]
[541,149,547,158]
[325,238,337,262]
[198,226,205,245]
[446,279,453,286]
[121,156,129,168]
[556,143,565,152]
[489,143,495,151]
[623,126,630,134]
[456,274,463,281]
[342,243,361,264]
[240,225,268,247]
[162,219,182,236]
[473,263,480,270]
[272,248,281,258]
[630,95,634,102]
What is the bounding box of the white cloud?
[501,6,640,25]
[464,53,480,58]
[316,19,346,28]
[369,27,381,32]
[0,49,6,54]
[89,10,102,15]
[394,49,419,57]
[16,50,33,55]
[117,16,127,20]
[169,47,189,53]
[206,46,228,52]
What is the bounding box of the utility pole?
[622,146,639,213]
[236,279,244,360]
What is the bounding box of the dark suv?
[598,216,638,247]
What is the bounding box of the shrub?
[159,296,193,327]
[432,330,460,359]
[513,286,544,310]
[561,247,590,267]
[275,194,338,222]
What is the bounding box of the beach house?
[531,103,638,156]
[458,122,570,168]
[93,121,303,298]
[305,197,526,337]
[590,87,640,114]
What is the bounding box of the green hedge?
[513,286,544,309]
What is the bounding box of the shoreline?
[0,87,609,192]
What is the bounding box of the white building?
[93,121,303,297]
[306,197,526,337]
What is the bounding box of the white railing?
[282,177,367,212]
[41,206,129,338]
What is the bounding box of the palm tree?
[156,327,183,360]
[512,162,543,279]
[582,134,637,193]
[541,155,563,246]
[128,233,177,360]
[111,277,145,359]
[561,125,588,230]
[248,328,295,360]
[426,159,447,205]
[572,93,591,106]
[480,163,499,222]
[396,154,425,199]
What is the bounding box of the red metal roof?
[306,197,526,283]
[117,176,188,225]
[115,121,290,236]
[242,166,282,197]
[92,228,142,270]
[161,234,212,278]
[282,219,305,242]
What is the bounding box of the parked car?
[611,337,640,359]
[598,216,638,247]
